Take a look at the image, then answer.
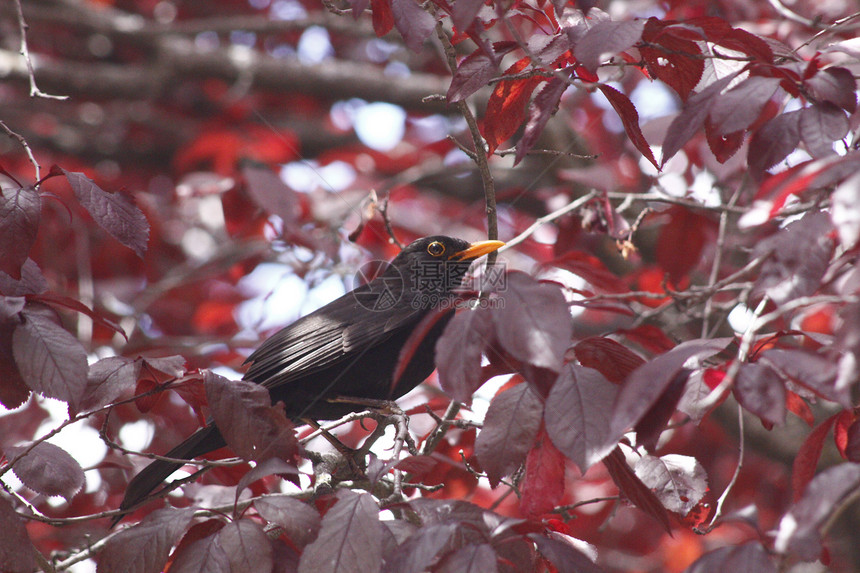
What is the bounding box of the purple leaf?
[80,356,138,411]
[0,258,47,296]
[774,463,860,561]
[799,103,849,158]
[204,371,298,463]
[218,520,274,573]
[5,441,84,500]
[684,542,776,573]
[574,20,645,72]
[382,523,457,573]
[804,67,857,113]
[169,527,230,573]
[12,305,88,411]
[97,508,195,573]
[544,366,617,473]
[759,348,845,407]
[492,272,573,372]
[661,72,741,166]
[255,495,321,549]
[242,165,298,225]
[515,78,568,166]
[436,306,493,404]
[733,363,786,426]
[603,447,672,533]
[531,533,605,573]
[634,454,708,516]
[475,383,543,487]
[0,317,29,410]
[752,212,834,305]
[606,338,732,450]
[747,109,802,176]
[709,76,782,135]
[634,368,690,452]
[0,185,40,280]
[61,168,150,258]
[298,490,382,573]
[235,458,297,506]
[831,172,860,250]
[390,0,434,52]
[450,0,484,32]
[448,51,497,103]
[437,543,498,573]
[0,496,36,573]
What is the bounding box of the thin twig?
[13,0,67,100]
[500,191,599,252]
[700,403,744,533]
[0,119,40,180]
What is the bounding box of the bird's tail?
[112,424,226,526]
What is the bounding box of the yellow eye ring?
[427,241,446,257]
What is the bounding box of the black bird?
[116,236,504,518]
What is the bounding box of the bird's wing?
[242,287,421,389]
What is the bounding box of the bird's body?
[116,236,503,519]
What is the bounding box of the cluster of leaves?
[1,0,860,572]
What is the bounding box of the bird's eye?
[427,241,446,257]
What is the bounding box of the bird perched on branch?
[115,236,504,520]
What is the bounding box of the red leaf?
[603,447,672,533]
[61,168,150,258]
[0,185,40,280]
[370,0,394,37]
[544,366,617,473]
[785,390,814,427]
[597,84,658,169]
[475,382,543,487]
[519,428,566,517]
[640,20,704,101]
[791,413,837,502]
[550,251,627,294]
[481,58,544,154]
[655,206,714,283]
[704,121,745,164]
[28,292,127,341]
[298,490,382,573]
[573,337,645,384]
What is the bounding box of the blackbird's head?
[387,236,505,299]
